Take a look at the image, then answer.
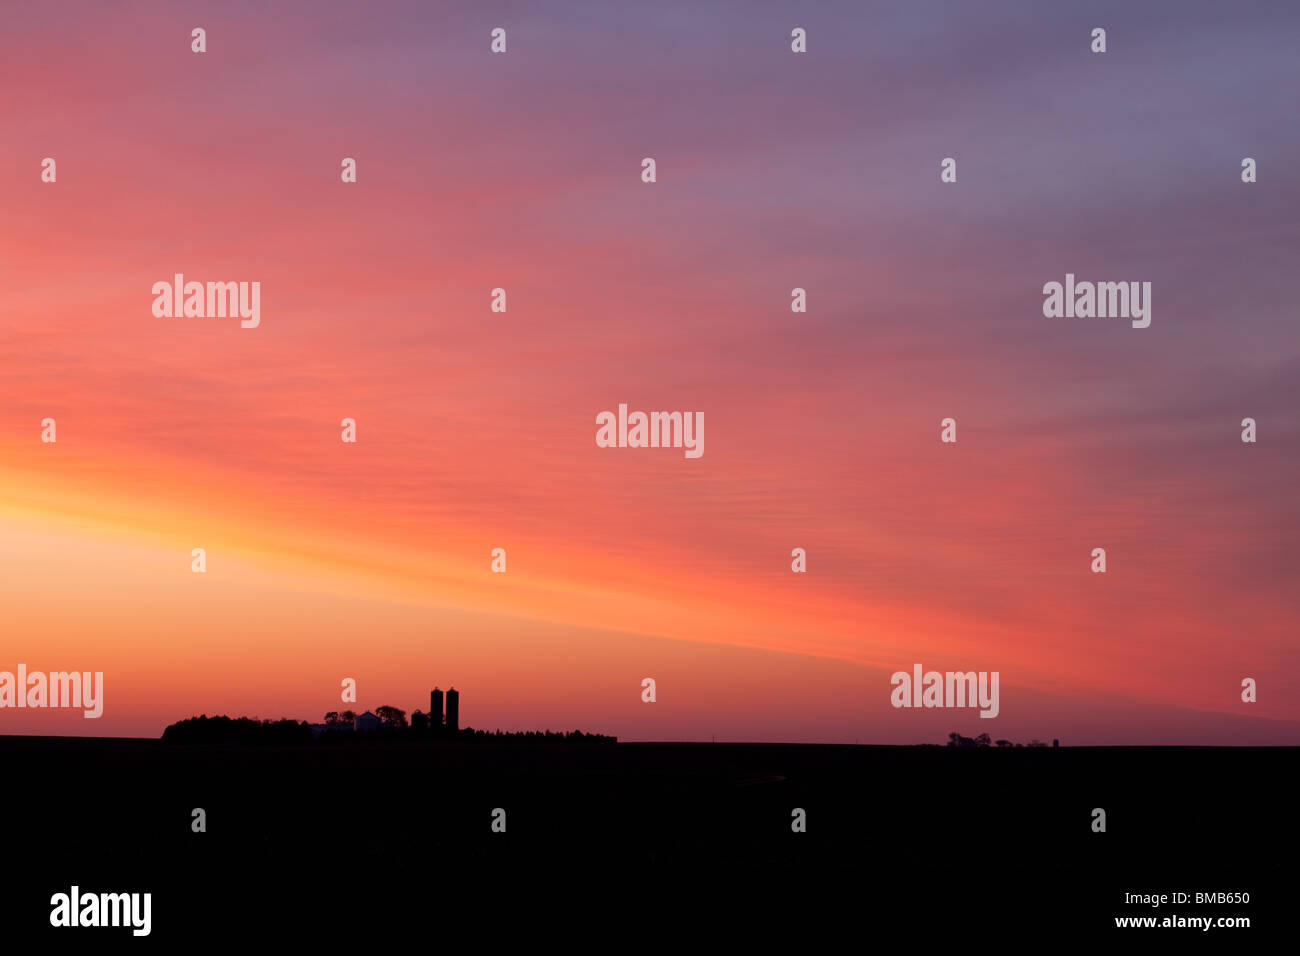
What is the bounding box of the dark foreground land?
[0,737,1290,943]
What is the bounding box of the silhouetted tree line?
[313,723,616,743]
[947,732,1050,749]
[464,728,617,743]
[162,715,312,745]
[162,713,615,745]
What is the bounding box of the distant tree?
[1027,739,1047,748]
[323,711,340,724]
[995,739,1012,748]
[374,705,407,728]
[340,710,357,723]
[974,733,991,748]
[162,714,311,745]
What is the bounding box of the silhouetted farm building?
[446,687,459,733]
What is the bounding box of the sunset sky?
[2,0,1297,743]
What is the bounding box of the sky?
[1,0,1297,743]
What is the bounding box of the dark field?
[1,737,1288,943]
